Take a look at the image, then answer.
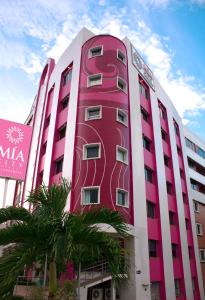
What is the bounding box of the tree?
[0,179,128,299]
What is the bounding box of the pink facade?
[22,28,204,300]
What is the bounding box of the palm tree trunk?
[48,260,57,298]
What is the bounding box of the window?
[58,124,67,140]
[139,82,149,99]
[180,168,184,178]
[82,187,99,205]
[185,218,189,230]
[55,157,64,174]
[174,122,179,136]
[86,106,102,121]
[166,181,172,195]
[182,192,187,203]
[143,135,151,152]
[87,74,102,87]
[159,104,166,120]
[188,246,192,259]
[191,181,199,191]
[177,146,181,156]
[145,166,153,183]
[172,243,178,258]
[63,69,72,86]
[116,146,128,164]
[192,278,196,292]
[89,45,103,58]
[117,77,127,93]
[117,109,128,126]
[83,144,101,159]
[151,282,160,300]
[116,189,128,207]
[194,201,199,212]
[174,279,181,297]
[200,249,205,262]
[149,240,157,257]
[141,106,149,122]
[196,223,203,236]
[61,95,69,110]
[164,155,169,167]
[117,49,126,64]
[147,201,155,218]
[161,128,167,141]
[42,142,47,155]
[169,211,175,225]
[45,115,50,128]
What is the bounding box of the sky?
[0,0,205,140]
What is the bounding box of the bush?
[54,280,77,300]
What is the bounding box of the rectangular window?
[117,77,127,93]
[82,187,99,205]
[116,146,128,164]
[145,166,153,183]
[164,155,170,167]
[194,201,199,212]
[58,124,67,140]
[180,168,184,178]
[86,106,102,121]
[166,181,172,195]
[161,128,167,141]
[200,249,205,262]
[63,69,72,86]
[175,279,181,297]
[139,82,149,99]
[196,223,203,236]
[88,74,102,87]
[55,157,64,174]
[143,135,151,152]
[151,282,160,300]
[42,142,47,155]
[116,189,128,207]
[84,144,101,159]
[185,218,189,230]
[159,105,166,120]
[147,201,155,219]
[117,109,128,126]
[61,95,69,110]
[172,243,178,258]
[89,45,103,58]
[169,211,175,225]
[188,246,192,259]
[191,181,199,191]
[45,115,51,128]
[141,106,149,122]
[149,239,157,257]
[182,192,187,203]
[174,122,179,136]
[117,49,126,64]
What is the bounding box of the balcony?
[53,138,66,160]
[191,189,205,204]
[147,218,160,240]
[189,168,205,186]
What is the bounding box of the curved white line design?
[110,161,118,209]
[73,149,82,190]
[77,123,106,187]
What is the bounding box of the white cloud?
[45,7,205,123]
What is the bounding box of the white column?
[2,178,9,208]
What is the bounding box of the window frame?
[55,156,64,174]
[58,123,67,140]
[116,188,129,208]
[88,45,103,58]
[81,186,100,205]
[83,143,101,160]
[147,200,156,219]
[85,105,102,121]
[196,223,203,236]
[117,76,127,93]
[174,279,181,297]
[61,95,69,110]
[194,201,199,213]
[117,49,126,65]
[143,135,151,152]
[87,73,102,87]
[144,166,153,183]
[116,145,128,165]
[200,249,205,262]
[116,108,128,126]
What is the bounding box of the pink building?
[19,28,204,300]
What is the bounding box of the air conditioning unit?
[105,288,111,300]
[92,288,103,300]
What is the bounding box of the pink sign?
[0,119,32,180]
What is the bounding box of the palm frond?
[0,206,32,224]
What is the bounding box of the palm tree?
[0,179,128,299]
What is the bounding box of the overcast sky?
[0,0,205,139]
